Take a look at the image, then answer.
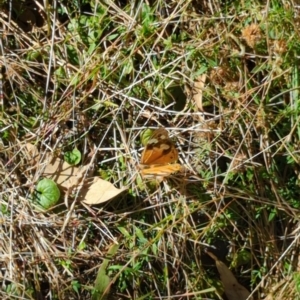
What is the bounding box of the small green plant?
[140,128,153,146]
[34,178,61,210]
[71,280,81,295]
[64,148,81,165]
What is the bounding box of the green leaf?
[92,244,119,300]
[64,148,81,165]
[78,241,86,251]
[231,249,251,268]
[268,208,277,221]
[140,128,153,146]
[35,178,60,209]
[71,280,81,294]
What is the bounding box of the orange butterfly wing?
[141,128,178,165]
[140,164,182,176]
[140,128,181,176]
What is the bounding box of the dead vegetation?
[1,0,300,299]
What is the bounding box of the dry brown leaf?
[79,177,127,204]
[43,155,82,188]
[24,144,128,204]
[24,143,40,165]
[192,74,207,112]
[207,251,253,300]
[43,156,127,204]
[65,165,90,189]
[216,259,252,300]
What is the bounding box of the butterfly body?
[140,128,181,176]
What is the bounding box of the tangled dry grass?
[1,0,300,299]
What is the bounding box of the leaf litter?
[25,143,127,205]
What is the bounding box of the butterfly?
[139,128,182,177]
